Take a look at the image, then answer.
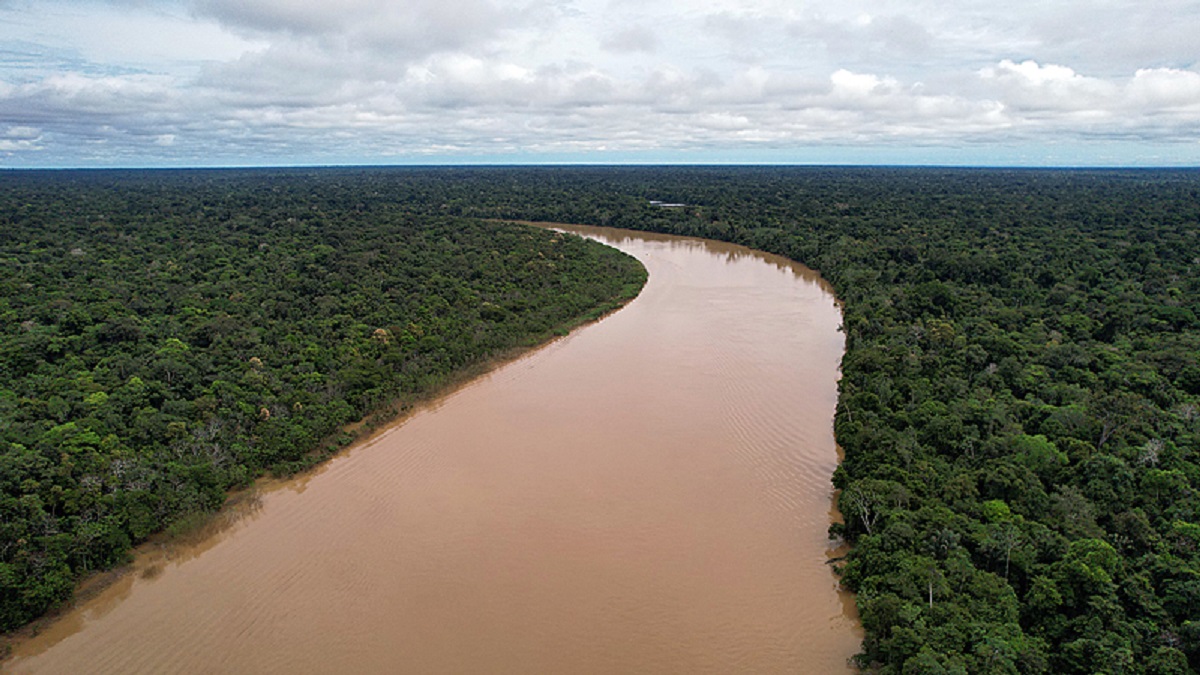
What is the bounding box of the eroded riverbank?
[7,225,860,673]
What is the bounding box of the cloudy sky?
[2,0,1199,167]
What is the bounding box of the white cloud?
[829,69,895,99]
[0,124,42,152]
[973,60,1200,141]
[3,72,180,122]
[1,0,1199,165]
[980,59,1119,114]
[1127,68,1200,109]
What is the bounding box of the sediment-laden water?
[8,224,860,673]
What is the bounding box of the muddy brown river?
[7,224,861,673]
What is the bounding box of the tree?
[840,478,910,536]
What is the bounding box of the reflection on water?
[7,224,861,674]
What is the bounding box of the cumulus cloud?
[980,60,1119,113]
[1128,68,1200,109]
[974,60,1200,140]
[0,72,181,131]
[829,69,895,100]
[1,0,1199,165]
[0,125,42,152]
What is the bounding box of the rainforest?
[0,168,647,633]
[3,166,1200,674]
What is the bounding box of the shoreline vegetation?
[0,170,647,643]
[414,166,1199,674]
[3,262,643,654]
[4,166,1200,673]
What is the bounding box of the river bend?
[8,224,861,673]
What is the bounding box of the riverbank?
[6,223,858,674]
[1,222,647,658]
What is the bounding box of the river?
[7,224,861,673]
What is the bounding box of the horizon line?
[4,162,1199,172]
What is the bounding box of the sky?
[1,0,1199,167]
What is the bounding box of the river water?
[7,224,860,673]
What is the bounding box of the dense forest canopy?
[483,166,1200,674]
[0,169,646,633]
[2,166,1199,674]
[383,165,1200,674]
